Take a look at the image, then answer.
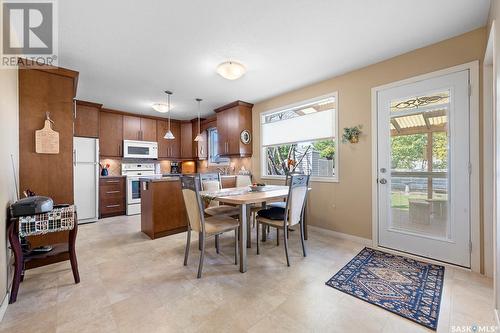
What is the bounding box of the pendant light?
[163,91,175,140]
[194,98,203,142]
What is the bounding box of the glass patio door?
[377,69,471,267]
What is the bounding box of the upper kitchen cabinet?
[157,120,181,159]
[99,110,123,157]
[74,100,102,138]
[191,119,208,160]
[123,115,157,141]
[215,101,253,157]
[180,121,193,159]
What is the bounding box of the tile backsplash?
[99,157,252,176]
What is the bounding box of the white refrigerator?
[73,137,99,223]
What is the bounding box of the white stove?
[121,163,161,215]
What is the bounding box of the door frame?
[370,61,480,272]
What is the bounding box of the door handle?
[379,178,387,184]
[73,149,76,166]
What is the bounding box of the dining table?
[200,185,308,273]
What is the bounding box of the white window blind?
[261,95,336,147]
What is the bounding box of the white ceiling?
[59,0,490,120]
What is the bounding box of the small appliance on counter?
[170,162,181,174]
[10,196,53,217]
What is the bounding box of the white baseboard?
[308,225,372,246]
[0,292,9,322]
[495,309,500,328]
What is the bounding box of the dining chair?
[235,174,261,229]
[199,173,240,217]
[181,176,240,278]
[256,174,310,266]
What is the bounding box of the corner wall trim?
[308,225,372,246]
[0,293,9,322]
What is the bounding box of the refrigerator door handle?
[73,149,77,166]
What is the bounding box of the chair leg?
[284,226,290,267]
[215,234,220,254]
[184,229,191,266]
[276,229,279,246]
[197,235,205,278]
[198,232,202,251]
[261,223,267,242]
[300,220,307,257]
[234,228,239,265]
[256,222,260,255]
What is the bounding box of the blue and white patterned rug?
[325,247,444,330]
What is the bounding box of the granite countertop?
[100,175,126,178]
[139,175,181,183]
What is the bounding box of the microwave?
[123,140,158,159]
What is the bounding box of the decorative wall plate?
[240,130,251,144]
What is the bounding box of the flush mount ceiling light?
[163,91,175,140]
[216,61,246,80]
[194,98,203,142]
[152,103,168,113]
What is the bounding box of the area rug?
[325,247,444,330]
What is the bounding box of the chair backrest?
[180,176,205,233]
[285,174,310,226]
[199,173,222,191]
[236,174,252,187]
[284,172,303,186]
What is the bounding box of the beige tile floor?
[0,215,496,333]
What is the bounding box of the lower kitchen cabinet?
[99,176,126,218]
[140,178,188,239]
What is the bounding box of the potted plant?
[342,125,363,144]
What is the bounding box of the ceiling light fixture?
[152,103,168,113]
[216,61,246,80]
[163,91,175,140]
[194,98,203,142]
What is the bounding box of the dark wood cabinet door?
[227,107,240,155]
[123,115,141,140]
[217,111,228,155]
[99,112,123,157]
[180,122,193,159]
[74,101,101,138]
[157,120,169,158]
[141,117,157,142]
[170,121,181,158]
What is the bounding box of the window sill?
[261,176,339,183]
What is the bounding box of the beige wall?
[252,28,486,245]
[0,68,19,312]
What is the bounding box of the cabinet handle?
[118,144,121,156]
[106,190,120,194]
[106,180,120,183]
[106,204,120,208]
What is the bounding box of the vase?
[101,168,109,176]
[349,136,359,144]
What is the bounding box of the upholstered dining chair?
[181,176,240,278]
[235,174,261,228]
[256,174,310,266]
[199,173,240,217]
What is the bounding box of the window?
[261,93,338,181]
[208,127,230,165]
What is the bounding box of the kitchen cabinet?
[99,176,126,218]
[99,111,123,157]
[193,128,208,160]
[215,101,253,157]
[180,121,193,159]
[19,64,78,251]
[140,178,188,239]
[157,120,181,158]
[74,100,101,138]
[123,115,157,141]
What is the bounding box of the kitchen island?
[140,176,188,239]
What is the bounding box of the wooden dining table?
[200,185,307,273]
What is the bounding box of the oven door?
[127,177,141,204]
[123,140,158,159]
